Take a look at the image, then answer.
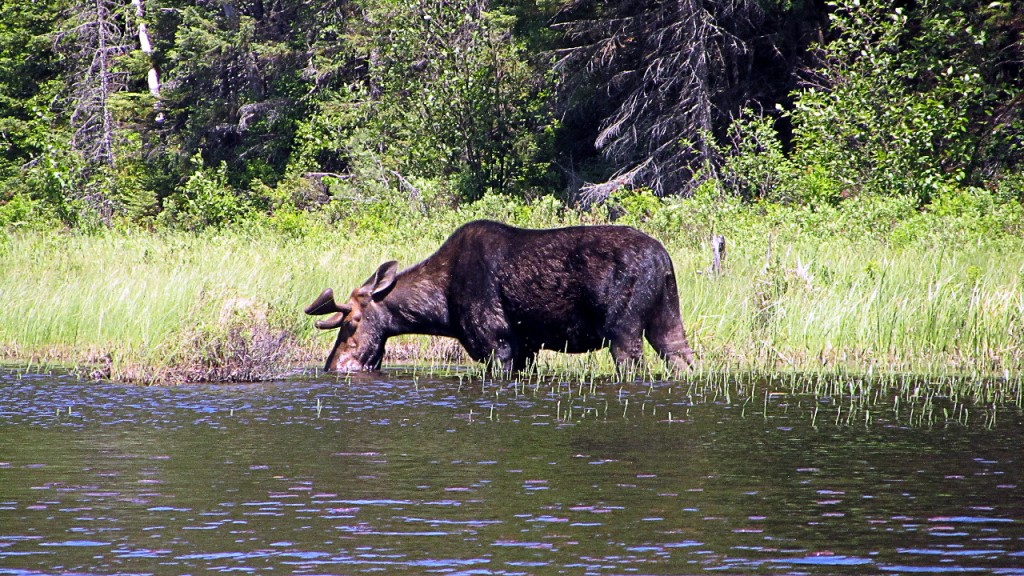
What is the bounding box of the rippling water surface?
[1,366,1022,575]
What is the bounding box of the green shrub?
[264,205,320,239]
[607,187,662,227]
[0,193,40,228]
[159,155,249,230]
[714,110,795,202]
[790,0,988,204]
[360,3,554,201]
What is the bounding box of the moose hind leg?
[644,272,695,373]
[646,319,694,373]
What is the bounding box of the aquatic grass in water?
[1,224,1023,388]
[383,360,1021,431]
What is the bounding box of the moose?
[305,220,695,373]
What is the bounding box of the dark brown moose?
[305,220,695,373]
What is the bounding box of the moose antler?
[304,288,342,315]
[305,288,354,330]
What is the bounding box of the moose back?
[305,220,694,373]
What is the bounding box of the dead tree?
[552,0,800,198]
[54,0,132,168]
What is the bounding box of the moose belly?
[517,318,606,354]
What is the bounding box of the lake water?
[1,366,1023,575]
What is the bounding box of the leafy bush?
[906,184,1024,244]
[159,155,249,230]
[264,205,321,239]
[360,1,555,201]
[791,0,991,205]
[453,193,535,226]
[712,111,796,203]
[0,193,39,228]
[605,187,662,227]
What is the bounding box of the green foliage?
[700,110,804,203]
[0,194,41,229]
[288,86,368,177]
[891,184,1024,245]
[15,143,92,227]
[360,0,555,201]
[685,0,1022,220]
[94,134,161,226]
[0,0,1020,236]
[791,0,1003,204]
[159,154,248,230]
[263,204,321,239]
[329,196,420,239]
[606,187,662,227]
[0,1,62,189]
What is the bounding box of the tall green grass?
[679,238,1024,375]
[0,229,446,381]
[1,203,1022,383]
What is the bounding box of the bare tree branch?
[551,0,789,197]
[55,0,132,168]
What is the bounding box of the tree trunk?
[131,0,160,98]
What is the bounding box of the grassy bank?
[0,229,441,382]
[1,191,1023,384]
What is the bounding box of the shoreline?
[2,334,1020,387]
[3,197,1023,387]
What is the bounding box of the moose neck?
[381,263,454,338]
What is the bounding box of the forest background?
[1,0,1021,227]
[1,0,1023,382]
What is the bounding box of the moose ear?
[305,288,345,316]
[361,260,399,301]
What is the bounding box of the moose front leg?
[609,330,645,375]
[459,322,526,373]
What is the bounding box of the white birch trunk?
[131,0,160,98]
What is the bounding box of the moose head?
[304,261,399,371]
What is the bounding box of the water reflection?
[0,366,1022,574]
